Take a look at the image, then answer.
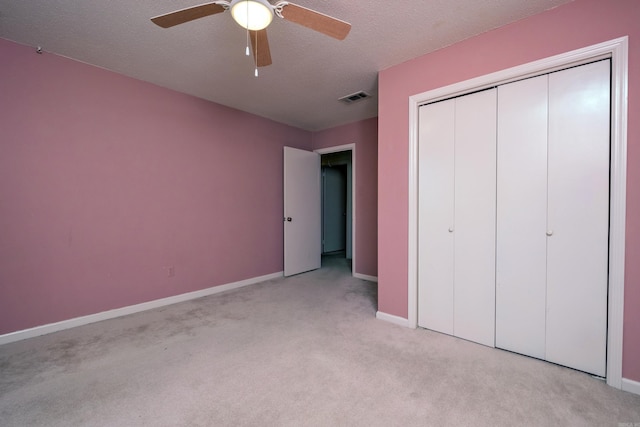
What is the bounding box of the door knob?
[546,230,553,236]
[286,217,292,222]
[448,227,454,233]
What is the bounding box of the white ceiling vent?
[339,91,371,104]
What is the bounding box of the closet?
[417,60,610,376]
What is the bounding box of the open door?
[284,147,321,276]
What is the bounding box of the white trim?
[408,37,628,389]
[376,311,412,328]
[0,271,283,346]
[621,378,640,396]
[354,273,378,282]
[314,143,357,276]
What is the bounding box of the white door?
[496,74,549,360]
[417,89,497,347]
[495,61,610,376]
[283,147,321,276]
[545,60,610,377]
[418,98,455,335]
[453,88,497,348]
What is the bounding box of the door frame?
[315,144,357,277]
[407,37,628,389]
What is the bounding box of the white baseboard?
[376,311,412,328]
[0,271,283,346]
[354,272,378,282]
[622,378,640,396]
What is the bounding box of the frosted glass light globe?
[230,0,274,31]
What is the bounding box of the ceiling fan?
[151,0,351,71]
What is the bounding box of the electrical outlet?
[167,266,175,277]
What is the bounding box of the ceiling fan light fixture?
[230,0,274,31]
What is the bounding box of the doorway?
[321,151,351,255]
[315,144,355,274]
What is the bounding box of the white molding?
[621,378,640,396]
[0,271,283,346]
[314,143,357,276]
[408,37,628,389]
[407,75,420,330]
[354,273,378,283]
[315,143,355,154]
[376,311,412,328]
[605,36,628,391]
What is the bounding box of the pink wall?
[312,118,378,277]
[0,38,313,334]
[378,0,640,381]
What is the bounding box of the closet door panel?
[453,89,497,347]
[417,99,455,334]
[495,76,548,359]
[546,60,610,376]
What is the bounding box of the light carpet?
[1,254,639,426]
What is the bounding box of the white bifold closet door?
[418,99,455,336]
[418,89,497,347]
[495,75,549,360]
[496,60,610,376]
[546,61,610,376]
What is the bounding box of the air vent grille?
[339,91,371,104]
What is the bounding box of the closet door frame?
[407,37,628,390]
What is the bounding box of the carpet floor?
[1,254,639,426]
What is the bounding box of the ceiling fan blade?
[250,29,273,67]
[151,2,226,28]
[280,3,351,40]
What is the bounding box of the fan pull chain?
[245,0,250,56]
[254,30,259,77]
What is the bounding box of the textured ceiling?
[0,0,571,131]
